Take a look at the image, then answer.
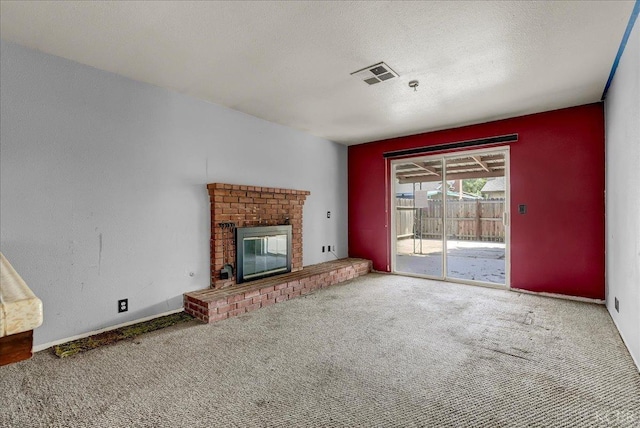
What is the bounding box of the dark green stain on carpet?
[52,312,194,358]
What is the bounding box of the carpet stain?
[255,399,269,407]
[484,346,533,361]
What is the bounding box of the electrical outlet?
[327,211,331,218]
[518,204,527,214]
[118,298,128,313]
[322,246,325,253]
[614,297,619,312]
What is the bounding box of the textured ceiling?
[0,1,634,145]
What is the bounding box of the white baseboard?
[33,308,185,353]
[515,289,638,372]
[606,308,640,372]
[511,288,605,305]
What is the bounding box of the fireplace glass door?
[243,235,288,278]
[236,225,292,283]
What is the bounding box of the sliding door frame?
[390,146,511,289]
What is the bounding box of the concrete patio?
[396,238,506,284]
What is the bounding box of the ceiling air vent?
[351,62,399,85]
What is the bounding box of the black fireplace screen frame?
[235,225,292,283]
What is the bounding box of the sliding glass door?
[392,149,509,287]
[393,158,444,278]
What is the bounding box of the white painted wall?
[605,20,640,370]
[0,41,348,348]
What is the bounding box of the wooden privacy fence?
[396,198,505,242]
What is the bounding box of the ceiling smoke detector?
[351,62,399,85]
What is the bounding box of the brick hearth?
[208,183,309,288]
[184,258,372,323]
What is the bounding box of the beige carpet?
[1,273,639,427]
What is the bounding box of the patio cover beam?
[471,156,491,172]
[399,169,505,184]
[410,162,440,176]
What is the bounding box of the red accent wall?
[348,104,605,300]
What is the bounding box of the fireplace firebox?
[236,225,292,283]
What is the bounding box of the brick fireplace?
[207,183,309,288]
